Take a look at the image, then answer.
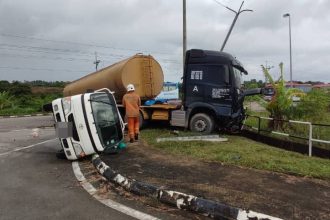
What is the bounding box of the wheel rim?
[194,119,207,132]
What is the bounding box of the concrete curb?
[0,113,51,119]
[72,162,160,220]
[156,135,228,143]
[91,154,282,220]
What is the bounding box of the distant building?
[285,83,312,93]
[312,83,330,89]
[263,82,313,101]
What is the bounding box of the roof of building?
[312,83,330,88]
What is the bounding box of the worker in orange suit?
[122,84,141,143]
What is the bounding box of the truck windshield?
[90,93,122,149]
[233,67,243,89]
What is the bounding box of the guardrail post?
[309,123,313,157]
[257,117,261,141]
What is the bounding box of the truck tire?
[189,113,214,134]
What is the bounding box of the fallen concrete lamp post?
[91,154,282,220]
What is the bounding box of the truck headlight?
[62,97,71,115]
[73,143,85,158]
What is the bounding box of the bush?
[9,81,32,96]
[293,89,330,122]
[0,91,14,110]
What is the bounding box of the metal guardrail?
[243,115,330,157]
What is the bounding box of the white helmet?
[126,84,135,92]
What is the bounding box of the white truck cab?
[52,89,125,160]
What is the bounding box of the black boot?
[134,134,139,141]
[130,138,134,143]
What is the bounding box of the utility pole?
[93,52,100,71]
[283,13,293,88]
[183,0,187,70]
[264,61,274,84]
[215,1,253,52]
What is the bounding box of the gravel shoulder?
[100,139,330,220]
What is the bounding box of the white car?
[52,89,125,160]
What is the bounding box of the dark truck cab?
[176,49,260,133]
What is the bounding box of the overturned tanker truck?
[64,49,261,133]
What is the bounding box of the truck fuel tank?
[63,54,164,103]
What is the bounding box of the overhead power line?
[0,43,180,63]
[0,66,90,73]
[0,43,127,59]
[0,52,93,62]
[0,33,174,56]
[0,44,181,64]
[212,0,228,9]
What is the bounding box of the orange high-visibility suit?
[122,91,141,140]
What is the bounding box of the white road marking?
[11,129,30,132]
[10,127,54,132]
[72,161,161,220]
[0,138,57,157]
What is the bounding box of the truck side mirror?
[243,88,262,96]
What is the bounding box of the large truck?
[52,89,126,160]
[64,49,260,133]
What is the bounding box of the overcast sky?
[0,0,329,83]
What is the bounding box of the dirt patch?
[79,160,209,220]
[100,139,330,220]
[246,101,266,112]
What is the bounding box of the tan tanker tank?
[63,54,164,103]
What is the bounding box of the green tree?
[9,81,32,96]
[244,79,259,89]
[0,80,10,92]
[0,91,13,110]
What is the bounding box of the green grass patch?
[0,107,41,116]
[141,128,330,180]
[244,101,330,151]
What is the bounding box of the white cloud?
[0,0,329,83]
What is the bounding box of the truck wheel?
[189,113,214,134]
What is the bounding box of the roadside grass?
[0,92,61,116]
[0,107,41,116]
[141,128,330,180]
[244,101,330,150]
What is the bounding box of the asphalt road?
[0,116,136,220]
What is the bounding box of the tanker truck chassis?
[64,49,260,134]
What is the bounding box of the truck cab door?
[183,64,232,107]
